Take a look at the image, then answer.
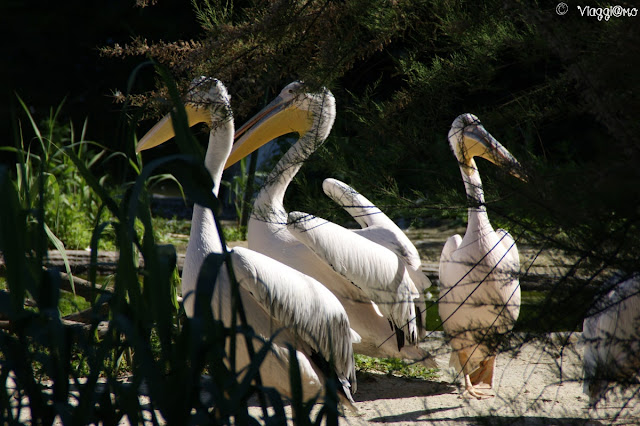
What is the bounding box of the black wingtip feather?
[394,326,405,351]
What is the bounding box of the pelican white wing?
[231,246,359,393]
[323,178,432,294]
[288,210,421,345]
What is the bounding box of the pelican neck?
[256,136,311,208]
[189,116,234,254]
[460,161,493,236]
[204,119,234,196]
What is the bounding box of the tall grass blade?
[16,94,44,143]
[44,222,75,294]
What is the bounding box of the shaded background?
[0,0,199,157]
[2,0,639,249]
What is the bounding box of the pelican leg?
[461,374,492,400]
[469,356,495,389]
[462,356,496,399]
[456,351,495,400]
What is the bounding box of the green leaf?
[43,222,75,294]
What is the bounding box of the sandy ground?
[242,332,637,425]
[9,332,639,425]
[338,332,639,425]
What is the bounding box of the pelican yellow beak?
[462,125,527,181]
[136,105,212,153]
[224,95,313,169]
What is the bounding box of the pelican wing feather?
[439,234,463,284]
[438,234,463,337]
[322,178,432,295]
[287,211,421,344]
[231,246,358,393]
[495,228,521,322]
[495,229,519,269]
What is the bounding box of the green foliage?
[152,215,246,247]
[5,95,198,254]
[104,0,419,118]
[222,225,247,242]
[423,296,442,332]
[221,154,266,230]
[57,291,92,317]
[221,156,249,222]
[355,354,438,381]
[101,1,638,268]
[0,277,90,318]
[192,0,233,32]
[151,215,191,251]
[3,98,114,251]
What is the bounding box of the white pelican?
[583,275,640,406]
[438,113,523,399]
[136,77,359,405]
[224,82,436,367]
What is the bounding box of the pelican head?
[136,77,232,153]
[448,113,525,180]
[224,81,336,169]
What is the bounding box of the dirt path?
[248,332,638,425]
[340,332,640,425]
